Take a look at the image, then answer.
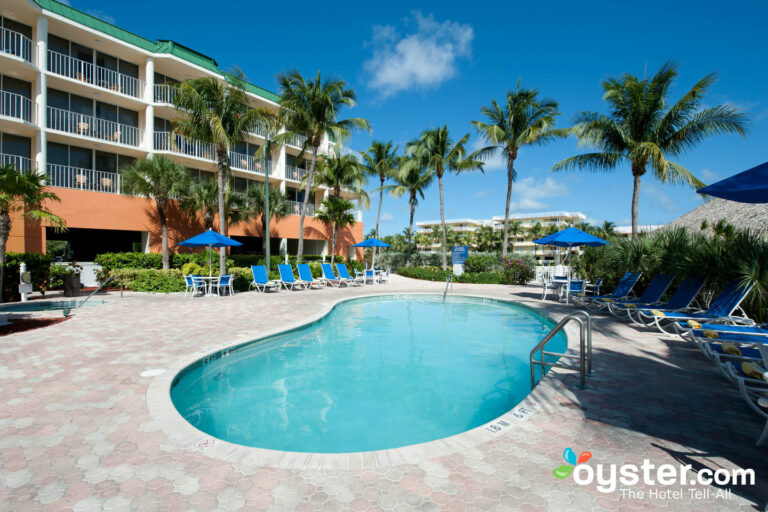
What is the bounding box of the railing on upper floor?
[229,151,276,175]
[1,28,33,63]
[153,83,178,105]
[47,106,143,146]
[1,90,33,122]
[284,164,310,182]
[154,131,216,161]
[287,200,315,217]
[47,164,122,194]
[47,50,145,98]
[1,153,33,171]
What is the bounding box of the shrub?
[4,252,54,300]
[501,257,535,285]
[396,266,452,281]
[131,269,185,293]
[464,254,501,273]
[181,262,205,276]
[47,264,69,290]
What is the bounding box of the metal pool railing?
[530,310,592,388]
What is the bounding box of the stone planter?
[63,275,81,297]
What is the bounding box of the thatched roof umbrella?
[668,198,767,236]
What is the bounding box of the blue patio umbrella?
[534,227,610,296]
[178,229,242,279]
[697,161,768,203]
[352,238,392,268]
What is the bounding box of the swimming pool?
[170,295,565,453]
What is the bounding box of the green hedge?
[3,252,54,300]
[95,252,346,273]
[396,262,533,286]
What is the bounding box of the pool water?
[171,295,565,453]
[0,299,106,312]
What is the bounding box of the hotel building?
[0,0,363,261]
[415,211,587,263]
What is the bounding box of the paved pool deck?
[0,276,765,511]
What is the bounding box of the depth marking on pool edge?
[483,399,540,434]
[195,438,217,451]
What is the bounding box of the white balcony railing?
[288,200,315,217]
[154,131,216,161]
[288,133,308,148]
[1,28,33,63]
[47,50,145,98]
[47,164,122,194]
[47,105,143,146]
[153,83,178,105]
[1,90,33,122]
[284,164,309,182]
[229,151,275,175]
[1,153,32,171]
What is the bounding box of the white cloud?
[380,212,395,222]
[85,9,115,24]
[472,190,486,198]
[699,168,719,182]
[643,184,679,213]
[506,177,570,212]
[364,12,473,98]
[470,138,506,172]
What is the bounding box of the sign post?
[451,245,469,276]
[18,263,32,301]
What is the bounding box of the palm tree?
[472,84,564,256]
[313,151,369,201]
[388,162,435,265]
[528,222,543,262]
[246,184,291,254]
[180,178,217,230]
[0,164,65,302]
[315,196,356,265]
[508,220,524,252]
[601,220,617,239]
[476,225,496,252]
[407,126,484,269]
[275,70,370,263]
[122,156,189,269]
[553,62,748,238]
[174,75,273,274]
[362,141,399,262]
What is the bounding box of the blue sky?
[71,0,768,234]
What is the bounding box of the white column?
[34,15,47,173]
[142,57,154,153]
[356,198,363,222]
[279,238,287,256]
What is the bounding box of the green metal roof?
[32,0,280,103]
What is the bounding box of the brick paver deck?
[0,276,765,511]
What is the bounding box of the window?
[1,134,30,158]
[233,177,247,193]
[118,108,138,128]
[96,52,118,71]
[47,88,69,110]
[96,102,117,122]
[95,151,117,173]
[69,146,92,169]
[46,142,68,166]
[2,18,32,39]
[154,117,171,132]
[118,61,138,79]
[48,34,69,55]
[118,155,135,171]
[1,76,31,98]
[70,42,93,63]
[69,94,93,117]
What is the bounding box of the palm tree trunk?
[502,157,515,257]
[0,211,9,303]
[631,165,643,239]
[157,200,169,270]
[406,195,415,266]
[297,145,318,264]
[217,156,226,275]
[330,225,337,265]
[373,176,384,266]
[438,174,447,271]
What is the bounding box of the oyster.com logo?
[553,447,592,480]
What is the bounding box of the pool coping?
[146,291,581,470]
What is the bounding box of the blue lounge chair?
[605,274,675,315]
[321,263,345,287]
[249,265,280,293]
[336,263,362,285]
[627,276,706,324]
[720,345,768,446]
[641,280,755,335]
[573,272,642,308]
[297,263,323,289]
[278,264,307,290]
[679,323,768,358]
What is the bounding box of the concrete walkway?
[0,276,765,511]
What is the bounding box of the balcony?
[1,153,33,171]
[47,106,143,146]
[1,90,33,122]
[47,50,145,98]
[153,83,178,105]
[47,164,122,194]
[229,151,274,175]
[284,164,309,181]
[154,131,215,161]
[1,28,33,63]
[287,133,308,148]
[287,200,315,217]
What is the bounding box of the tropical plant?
[121,156,189,269]
[313,151,368,199]
[363,140,399,261]
[553,62,749,238]
[601,221,617,239]
[0,164,65,302]
[472,84,564,256]
[174,75,273,273]
[246,184,291,254]
[406,126,484,270]
[315,196,356,265]
[528,222,543,261]
[275,70,370,263]
[508,220,524,251]
[180,178,218,230]
[475,225,498,252]
[387,161,435,265]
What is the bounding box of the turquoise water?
[0,300,106,312]
[171,295,565,453]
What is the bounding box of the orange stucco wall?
[10,189,363,258]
